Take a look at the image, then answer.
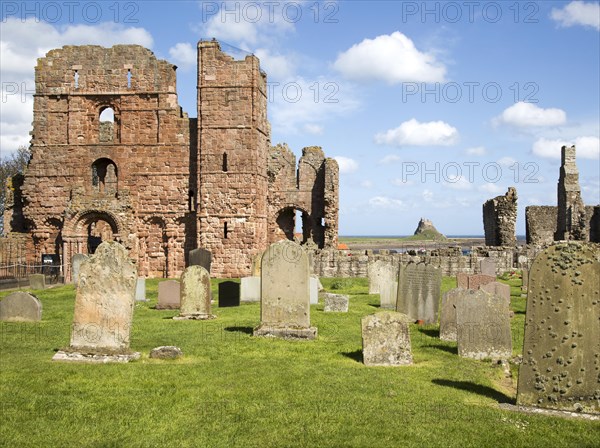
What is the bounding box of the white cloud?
[379,154,402,164]
[333,31,446,84]
[422,189,434,202]
[465,146,486,156]
[479,183,505,195]
[444,175,472,190]
[334,156,359,174]
[551,1,600,31]
[496,102,567,127]
[497,156,517,167]
[532,137,600,160]
[255,48,295,79]
[375,119,459,147]
[302,124,324,135]
[168,42,196,71]
[360,180,373,188]
[369,196,405,209]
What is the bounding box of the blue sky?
[1,1,599,235]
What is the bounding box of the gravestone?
[188,248,211,272]
[467,274,496,290]
[380,281,398,309]
[71,254,88,285]
[480,281,511,308]
[156,280,180,309]
[251,253,262,276]
[0,292,42,322]
[174,266,215,320]
[456,272,469,289]
[521,268,529,292]
[439,288,466,342]
[29,274,45,290]
[135,277,147,302]
[368,260,398,294]
[455,289,512,360]
[53,242,139,362]
[219,281,240,307]
[323,293,349,312]
[480,258,497,276]
[310,276,319,304]
[240,276,260,302]
[254,240,316,339]
[396,262,442,324]
[361,312,413,366]
[150,346,183,359]
[517,242,600,414]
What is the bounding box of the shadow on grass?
[224,326,254,335]
[426,344,458,355]
[418,327,439,338]
[431,379,513,404]
[341,349,363,363]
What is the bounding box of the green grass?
[1,277,597,448]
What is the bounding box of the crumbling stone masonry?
[525,146,599,245]
[2,41,339,279]
[483,187,517,246]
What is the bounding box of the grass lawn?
[1,276,597,447]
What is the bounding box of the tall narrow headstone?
[310,276,319,304]
[53,242,139,362]
[135,277,147,302]
[368,260,398,294]
[219,281,240,307]
[455,289,512,360]
[240,276,260,302]
[396,263,442,324]
[29,274,45,290]
[188,248,211,273]
[456,272,469,289]
[517,242,599,414]
[174,266,215,320]
[71,254,88,285]
[480,258,496,276]
[0,292,42,322]
[521,268,529,292]
[439,288,466,342]
[380,281,398,309]
[156,280,180,309]
[362,312,413,366]
[254,240,316,339]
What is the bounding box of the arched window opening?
[276,207,312,245]
[92,158,118,195]
[99,107,115,143]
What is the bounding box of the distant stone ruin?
[483,187,517,247]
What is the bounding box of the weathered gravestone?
[188,248,211,272]
[240,276,260,302]
[480,281,511,308]
[456,272,469,289]
[480,258,497,276]
[455,289,512,360]
[29,274,45,290]
[135,277,147,302]
[468,274,496,290]
[380,281,398,309]
[521,268,529,292]
[174,266,215,320]
[71,254,88,285]
[254,240,316,339]
[396,262,442,324]
[368,260,398,294]
[0,292,42,322]
[219,281,240,307]
[310,276,319,305]
[362,311,413,366]
[323,293,349,312]
[156,280,180,309]
[251,253,262,277]
[53,242,139,362]
[517,242,600,414]
[439,288,466,342]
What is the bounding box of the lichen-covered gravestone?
[71,254,88,285]
[29,274,45,290]
[188,248,211,273]
[455,289,512,360]
[323,293,349,312]
[521,268,529,293]
[53,242,139,363]
[380,281,398,309]
[517,242,600,414]
[174,266,215,320]
[439,288,466,342]
[362,312,413,366]
[396,262,442,324]
[156,280,180,309]
[368,260,398,294]
[479,281,511,308]
[480,258,496,276]
[254,240,316,339]
[0,292,42,322]
[467,274,496,290]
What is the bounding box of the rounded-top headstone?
[0,292,42,322]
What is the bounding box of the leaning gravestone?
[455,289,512,360]
[380,281,398,309]
[188,248,211,272]
[156,280,181,309]
[254,240,316,339]
[53,242,139,362]
[396,262,442,324]
[479,281,511,308]
[480,258,496,276]
[439,288,466,342]
[71,254,88,285]
[240,276,260,302]
[0,292,42,322]
[29,274,45,290]
[323,293,349,312]
[362,311,413,366]
[174,266,215,320]
[219,281,240,307]
[368,260,398,294]
[517,242,600,414]
[135,277,147,302]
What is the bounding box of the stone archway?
[274,206,313,245]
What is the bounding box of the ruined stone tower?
[555,145,587,241]
[483,187,517,246]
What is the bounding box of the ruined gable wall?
[526,206,558,246]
